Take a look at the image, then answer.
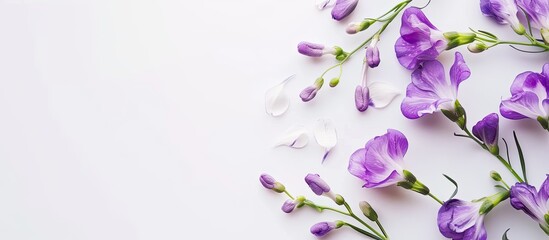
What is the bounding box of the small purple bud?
[281,199,296,213]
[297,42,325,57]
[310,222,337,237]
[259,174,276,189]
[355,85,370,112]
[331,0,359,21]
[305,173,331,195]
[300,86,318,102]
[346,22,361,34]
[472,113,499,154]
[365,44,380,68]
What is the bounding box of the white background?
[0,0,547,239]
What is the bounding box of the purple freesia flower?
[515,0,549,42]
[395,7,449,70]
[310,222,337,237]
[438,199,487,240]
[298,42,331,57]
[480,0,524,34]
[260,174,276,189]
[500,63,549,130]
[348,129,408,188]
[510,175,549,234]
[354,60,401,112]
[305,173,331,195]
[331,0,359,21]
[472,113,499,154]
[401,52,471,119]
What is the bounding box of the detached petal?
[274,128,309,149]
[539,174,549,203]
[369,82,401,109]
[449,52,471,96]
[331,0,358,21]
[265,75,294,117]
[314,119,337,162]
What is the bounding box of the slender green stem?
[304,201,351,216]
[375,220,389,239]
[428,193,444,205]
[343,222,384,240]
[461,127,525,183]
[283,190,294,200]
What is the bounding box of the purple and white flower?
[259,173,285,193]
[401,52,471,119]
[395,7,449,70]
[515,0,549,42]
[354,58,400,112]
[315,0,358,21]
[305,173,331,195]
[366,35,381,68]
[348,129,408,188]
[480,0,525,34]
[500,63,549,130]
[437,199,487,240]
[472,113,500,154]
[298,42,335,57]
[510,175,549,235]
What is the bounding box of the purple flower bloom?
[500,63,549,128]
[472,113,499,154]
[281,199,297,213]
[298,42,329,57]
[348,129,408,188]
[395,7,449,70]
[355,85,371,112]
[260,174,276,189]
[305,173,331,195]
[310,222,337,237]
[515,0,549,37]
[438,199,487,240]
[480,0,524,34]
[510,175,549,234]
[401,52,471,119]
[366,37,380,68]
[331,0,359,21]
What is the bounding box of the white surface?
[0,0,547,239]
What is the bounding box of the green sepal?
[314,77,324,89]
[397,181,413,190]
[296,196,306,208]
[540,223,549,235]
[537,116,549,130]
[545,213,549,225]
[359,201,378,221]
[479,200,495,215]
[402,170,417,183]
[443,32,477,50]
[335,220,345,229]
[273,182,285,193]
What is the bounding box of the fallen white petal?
[265,75,294,117]
[368,82,401,109]
[316,0,331,9]
[274,128,309,149]
[313,119,337,162]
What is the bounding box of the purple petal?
[366,45,380,68]
[515,0,549,30]
[310,222,336,237]
[510,182,547,222]
[297,42,325,57]
[400,7,439,42]
[500,91,544,119]
[260,174,276,189]
[510,71,548,97]
[411,60,448,93]
[480,0,507,24]
[449,52,471,96]
[300,86,318,102]
[281,199,296,213]
[438,199,484,239]
[305,173,331,195]
[472,113,499,147]
[480,0,520,27]
[395,37,446,70]
[385,129,408,161]
[539,174,549,203]
[355,85,371,112]
[401,83,441,119]
[331,0,358,21]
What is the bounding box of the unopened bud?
[359,201,378,221]
[296,196,306,208]
[335,194,344,205]
[467,41,487,53]
[490,171,502,181]
[512,23,526,35]
[329,78,340,87]
[335,220,345,228]
[444,32,477,50]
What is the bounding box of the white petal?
[313,119,337,162]
[274,128,309,149]
[368,81,401,109]
[265,75,294,117]
[316,0,332,10]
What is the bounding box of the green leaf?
[443,174,459,200]
[478,30,498,40]
[502,138,511,166]
[502,228,510,240]
[494,185,507,191]
[513,131,528,184]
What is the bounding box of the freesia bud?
[281,199,296,213]
[479,190,509,215]
[335,194,344,205]
[300,86,318,102]
[329,78,340,87]
[359,201,378,221]
[310,221,341,237]
[443,32,477,49]
[260,174,286,193]
[472,113,499,155]
[354,85,370,112]
[346,19,374,34]
[467,41,487,53]
[305,173,331,195]
[366,37,380,68]
[331,0,359,21]
[490,171,502,181]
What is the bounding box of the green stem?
[428,193,444,205]
[343,222,384,240]
[343,202,387,240]
[478,35,549,51]
[461,127,525,183]
[375,220,389,239]
[283,190,294,200]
